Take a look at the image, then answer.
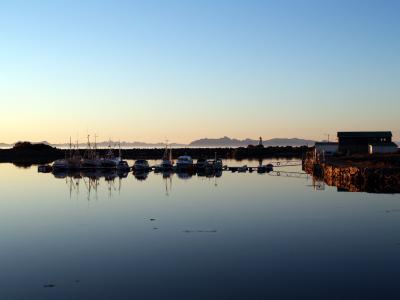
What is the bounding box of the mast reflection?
[51,168,224,198]
[53,169,128,200]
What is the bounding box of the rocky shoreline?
[303,154,400,193]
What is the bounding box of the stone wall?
[302,156,400,193]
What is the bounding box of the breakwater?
[303,154,400,193]
[0,142,309,165]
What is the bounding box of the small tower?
[258,136,263,147]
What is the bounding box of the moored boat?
[81,135,100,168]
[156,144,174,171]
[100,143,121,168]
[176,155,193,169]
[212,158,223,170]
[133,159,150,171]
[196,158,210,169]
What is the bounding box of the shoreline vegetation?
[0,142,310,166]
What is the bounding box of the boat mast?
[94,134,98,158]
[87,135,91,159]
[69,136,72,159]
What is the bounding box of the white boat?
[133,159,150,171]
[176,155,193,169]
[52,159,69,170]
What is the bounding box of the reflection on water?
[1,160,400,299]
[46,162,399,199]
[50,167,226,199]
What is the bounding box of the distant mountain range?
[0,137,317,148]
[2,137,398,149]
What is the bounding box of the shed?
[337,131,393,154]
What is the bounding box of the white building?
[314,142,338,157]
[368,143,398,154]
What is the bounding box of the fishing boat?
[53,138,81,170]
[100,141,121,168]
[81,135,101,169]
[67,138,82,169]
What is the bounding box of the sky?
[0,0,399,144]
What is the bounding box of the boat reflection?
[52,169,129,180]
[53,169,128,200]
[197,169,222,178]
[133,170,149,181]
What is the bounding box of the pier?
[39,160,304,175]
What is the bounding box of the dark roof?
[337,131,392,138]
[315,142,338,146]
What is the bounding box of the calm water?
[1,160,400,300]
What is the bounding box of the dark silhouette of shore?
[0,142,310,165]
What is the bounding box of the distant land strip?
[0,136,317,148]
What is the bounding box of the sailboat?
[67,138,82,169]
[116,142,130,171]
[81,135,101,168]
[157,143,173,170]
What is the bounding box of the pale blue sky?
[0,0,399,143]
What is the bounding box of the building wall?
[368,145,398,154]
[339,137,392,154]
[315,144,338,155]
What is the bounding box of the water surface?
[1,160,400,299]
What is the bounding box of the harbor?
[34,136,304,175]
